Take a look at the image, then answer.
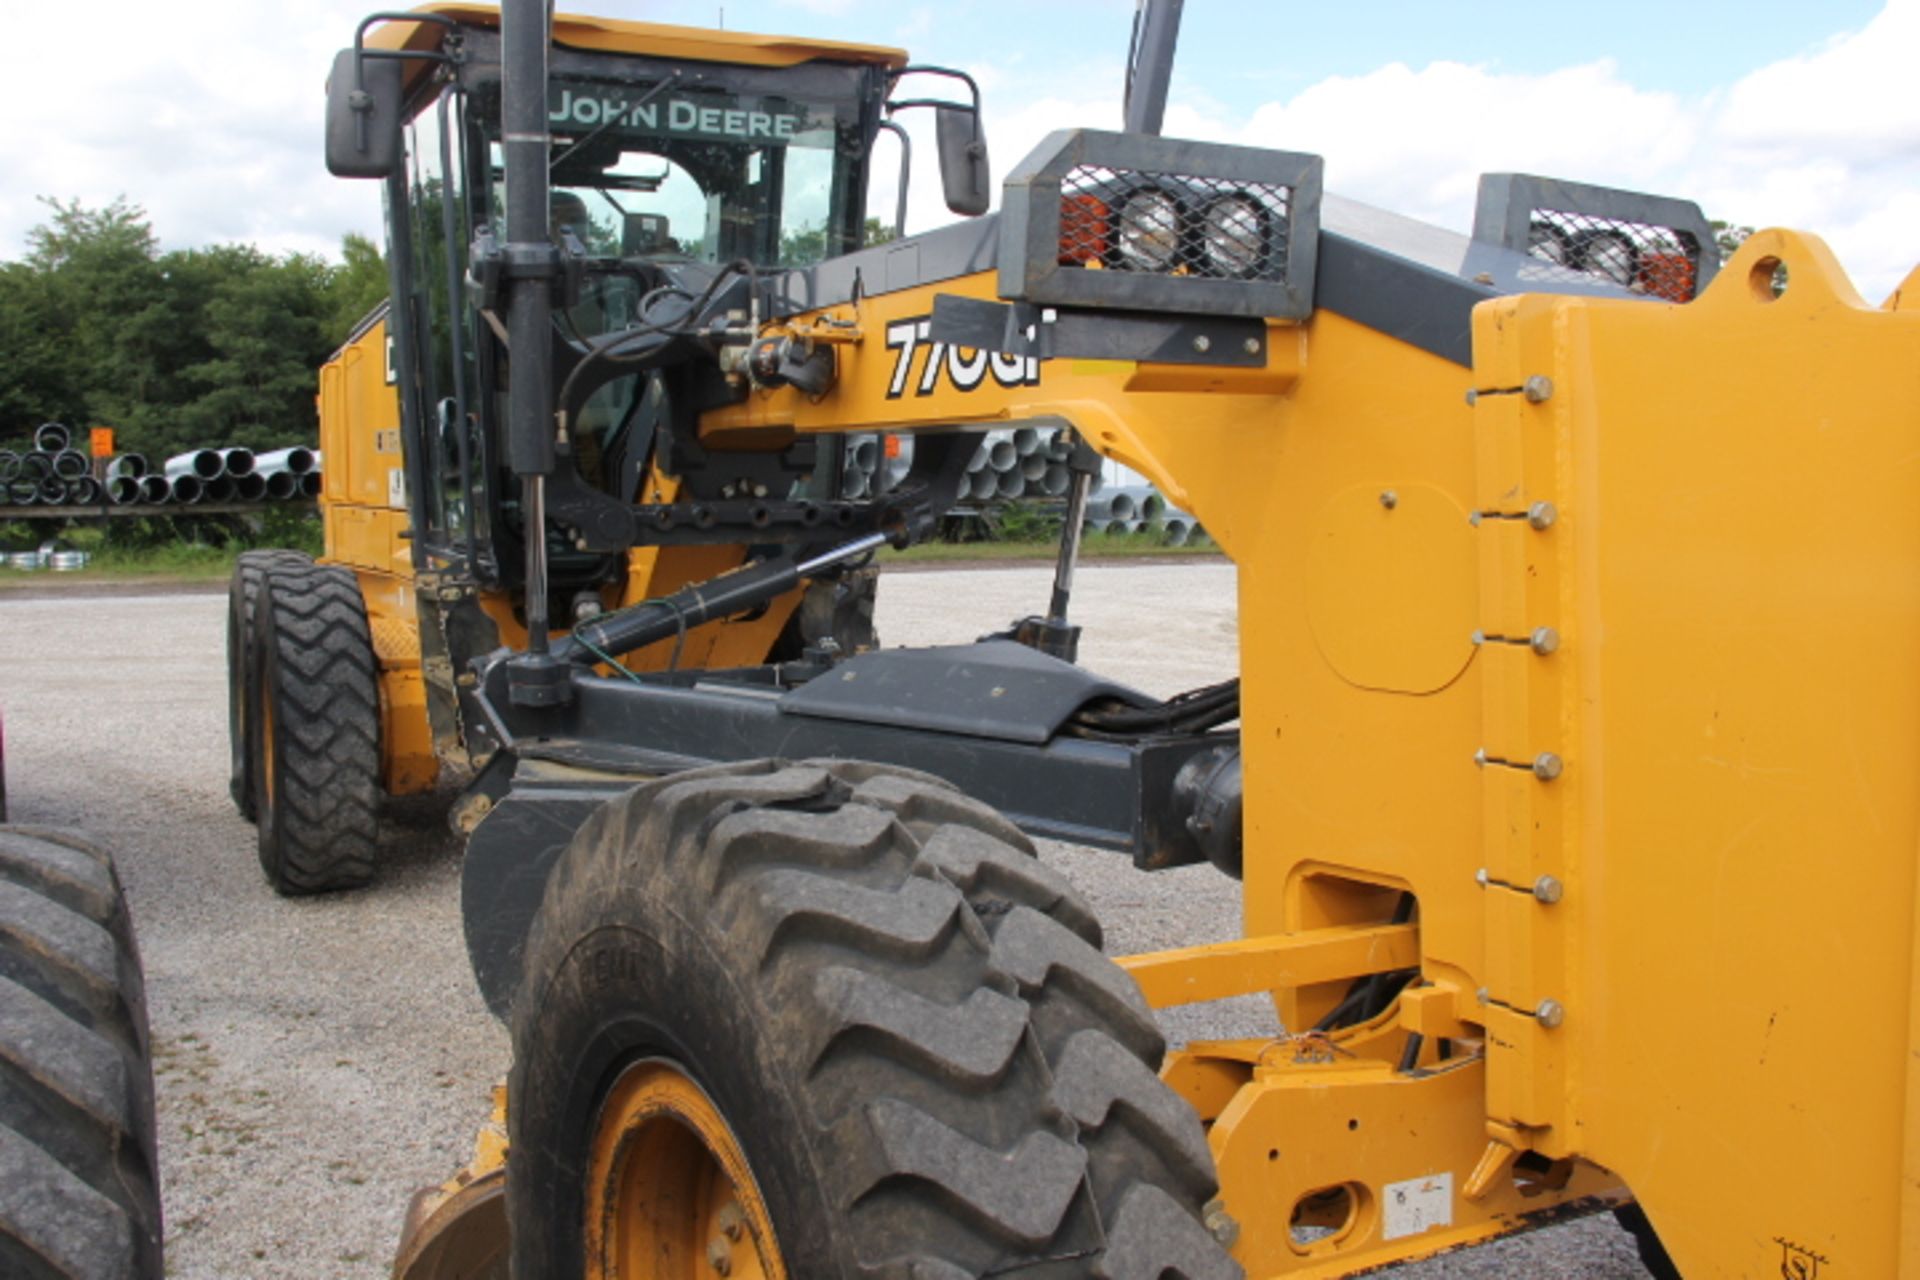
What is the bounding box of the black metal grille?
[1057,164,1292,281]
[1522,207,1704,301]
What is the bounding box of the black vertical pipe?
[385,162,433,574]
[1122,0,1183,136]
[502,0,555,653]
[435,91,480,572]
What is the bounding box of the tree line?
[0,198,387,461]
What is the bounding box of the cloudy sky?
[3,0,1914,297]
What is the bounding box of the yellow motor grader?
[209,1,1920,1276]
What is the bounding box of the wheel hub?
[585,1058,786,1280]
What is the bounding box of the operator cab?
[323,7,922,595]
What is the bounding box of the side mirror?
[326,48,404,179]
[935,105,990,217]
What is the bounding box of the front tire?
[507,759,1239,1279]
[0,826,162,1278]
[252,562,381,895]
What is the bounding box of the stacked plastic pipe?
[834,427,1210,546]
[839,427,1095,502]
[0,423,322,507]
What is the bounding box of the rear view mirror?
[935,105,990,217]
[622,213,672,256]
[326,48,404,179]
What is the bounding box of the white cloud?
[0,0,385,261]
[896,2,1918,299]
[3,0,1912,300]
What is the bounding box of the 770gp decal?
[884,315,1041,399]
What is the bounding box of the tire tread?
[0,827,160,1279]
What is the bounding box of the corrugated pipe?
[106,452,148,480]
[141,475,170,503]
[170,475,204,504]
[33,422,71,453]
[204,475,236,503]
[1012,426,1040,457]
[234,473,268,502]
[217,447,256,477]
[108,476,142,505]
[300,473,322,498]
[265,471,299,500]
[52,449,90,480]
[0,451,18,482]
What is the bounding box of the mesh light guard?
[1473,173,1720,302]
[998,129,1323,319]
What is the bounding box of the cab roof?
[369,3,908,70]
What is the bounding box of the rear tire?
[506,759,1240,1279]
[252,562,381,895]
[0,826,162,1278]
[226,550,311,821]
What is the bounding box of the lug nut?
[1203,1198,1241,1247]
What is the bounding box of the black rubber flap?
[778,638,1156,745]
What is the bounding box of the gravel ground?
[0,564,1647,1278]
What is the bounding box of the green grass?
[0,508,320,588]
[882,531,1222,564]
[0,517,1219,588]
